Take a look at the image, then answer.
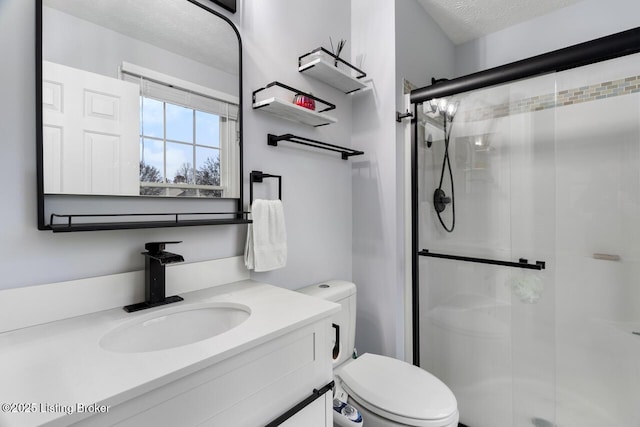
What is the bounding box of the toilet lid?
[336,353,457,422]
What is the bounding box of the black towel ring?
[249,170,282,205]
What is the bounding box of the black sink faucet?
[124,241,185,313]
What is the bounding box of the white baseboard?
[0,256,249,334]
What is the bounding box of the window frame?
[120,62,239,198]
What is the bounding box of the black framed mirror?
[36,0,246,231]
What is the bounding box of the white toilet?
[298,280,459,427]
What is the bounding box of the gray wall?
[236,0,353,289]
[455,0,640,76]
[350,0,400,358]
[393,0,455,360]
[395,1,455,91]
[347,0,455,360]
[0,0,352,291]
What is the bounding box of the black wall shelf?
[298,47,367,94]
[268,133,364,160]
[49,212,251,232]
[252,82,337,127]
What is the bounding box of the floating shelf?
[299,48,367,94]
[252,81,337,127]
[268,133,364,160]
[253,97,337,127]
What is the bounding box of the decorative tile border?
[458,74,640,122]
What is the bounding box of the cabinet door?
[279,394,331,427]
[69,321,333,427]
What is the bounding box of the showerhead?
[445,101,458,120]
[426,98,458,120]
[438,99,448,115]
[428,98,438,113]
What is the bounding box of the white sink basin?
[100,302,251,353]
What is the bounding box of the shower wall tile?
[458,73,640,123]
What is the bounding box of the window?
[122,64,239,198]
[139,97,224,197]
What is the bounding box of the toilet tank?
[297,280,356,367]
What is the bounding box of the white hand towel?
[244,199,287,272]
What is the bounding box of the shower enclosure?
[410,28,640,427]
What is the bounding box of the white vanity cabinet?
[0,272,339,427]
[70,319,333,427]
[278,396,331,427]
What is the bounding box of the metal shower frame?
[409,27,640,365]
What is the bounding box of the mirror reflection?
[41,0,240,198]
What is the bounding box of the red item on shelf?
[293,93,316,111]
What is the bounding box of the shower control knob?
[433,188,451,213]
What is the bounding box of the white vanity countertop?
[0,280,339,427]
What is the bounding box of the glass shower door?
[416,74,557,427]
[552,52,640,427]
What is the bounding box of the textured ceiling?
[43,0,239,75]
[417,0,584,45]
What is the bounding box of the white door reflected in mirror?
[43,61,140,195]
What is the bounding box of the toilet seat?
[336,353,458,427]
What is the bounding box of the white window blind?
[120,63,238,120]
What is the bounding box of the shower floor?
[455,377,619,427]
